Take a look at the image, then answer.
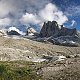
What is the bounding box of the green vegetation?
[0,61,42,80]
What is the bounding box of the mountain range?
[0,21,80,47]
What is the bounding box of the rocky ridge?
[39,21,80,46]
[40,21,78,37]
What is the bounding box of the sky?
[52,0,80,30]
[0,0,80,32]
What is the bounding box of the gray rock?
[39,21,80,47]
[59,26,77,36]
[40,21,78,37]
[40,21,60,37]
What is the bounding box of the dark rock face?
[59,26,77,36]
[39,21,80,47]
[40,21,60,37]
[7,30,21,36]
[40,21,77,37]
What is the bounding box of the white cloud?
[70,20,77,28]
[39,3,58,21]
[0,0,50,18]
[0,0,68,29]
[0,18,11,26]
[8,27,25,35]
[20,3,68,27]
[39,3,68,25]
[20,13,41,25]
[65,6,80,17]
[0,0,51,28]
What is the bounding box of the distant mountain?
[26,27,37,36]
[39,21,80,46]
[6,27,25,36]
[3,21,80,47]
[7,30,21,36]
[40,21,78,37]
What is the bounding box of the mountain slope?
[0,36,79,61]
[0,36,79,80]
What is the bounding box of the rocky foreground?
[0,36,80,80]
[0,36,79,61]
[0,20,80,79]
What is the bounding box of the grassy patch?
[0,61,42,80]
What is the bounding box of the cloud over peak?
[0,0,51,18]
[20,3,68,27]
[20,13,41,25]
[39,3,68,25]
[0,0,68,29]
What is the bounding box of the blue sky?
[0,0,80,31]
[52,0,80,30]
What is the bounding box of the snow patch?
[31,58,46,63]
[8,27,26,35]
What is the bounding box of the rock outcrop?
[59,26,77,36]
[40,21,78,37]
[26,27,38,36]
[40,21,60,37]
[0,30,6,36]
[39,21,80,46]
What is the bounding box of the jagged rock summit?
[40,21,60,37]
[39,21,80,46]
[2,21,79,47]
[40,21,77,37]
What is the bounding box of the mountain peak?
[40,21,78,37]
